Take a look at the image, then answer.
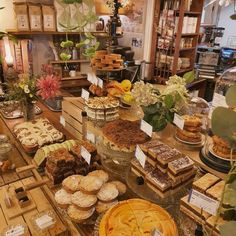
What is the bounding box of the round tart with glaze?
[62,175,84,193]
[97,183,119,202]
[55,189,72,209]
[67,205,95,223]
[71,191,97,210]
[78,176,103,194]
[99,198,179,236]
[88,170,109,183]
[109,181,127,196]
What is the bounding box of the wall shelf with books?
[150,0,204,82]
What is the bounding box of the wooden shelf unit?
[150,0,204,82]
[50,59,90,64]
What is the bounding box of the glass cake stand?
[96,137,134,178]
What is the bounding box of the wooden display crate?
[61,97,86,140]
[0,177,69,236]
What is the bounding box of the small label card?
[6,225,25,236]
[98,78,103,88]
[86,132,96,144]
[135,145,146,168]
[188,189,219,216]
[35,215,54,230]
[152,228,163,236]
[140,120,153,137]
[81,146,91,165]
[81,89,90,102]
[87,72,98,85]
[59,116,65,127]
[173,113,185,130]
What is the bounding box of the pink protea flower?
[37,75,61,100]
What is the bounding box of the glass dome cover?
[212,67,236,107]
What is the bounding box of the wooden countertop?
[0,99,226,235]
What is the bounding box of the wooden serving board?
[0,177,69,236]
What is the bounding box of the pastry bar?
[206,180,225,201]
[46,148,76,184]
[168,156,194,175]
[147,144,170,166]
[206,215,227,235]
[146,168,173,197]
[192,173,220,193]
[13,118,64,152]
[131,158,155,177]
[102,119,150,152]
[139,139,163,154]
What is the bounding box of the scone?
[109,181,127,196]
[183,115,202,127]
[97,183,119,202]
[67,205,95,223]
[78,175,104,194]
[96,199,118,213]
[62,175,84,193]
[71,191,97,210]
[88,170,109,183]
[55,189,72,209]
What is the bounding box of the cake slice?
[168,156,194,175]
[156,148,181,170]
[139,139,164,154]
[192,173,220,193]
[131,159,154,178]
[146,168,173,196]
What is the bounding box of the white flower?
[24,85,30,94]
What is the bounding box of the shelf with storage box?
[50,59,90,64]
[150,0,204,81]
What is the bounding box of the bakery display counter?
[0,100,227,236]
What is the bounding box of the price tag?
[86,132,96,144]
[135,145,146,168]
[188,189,219,216]
[87,72,98,85]
[81,146,91,165]
[81,89,90,102]
[173,113,185,130]
[140,120,153,137]
[152,228,163,236]
[98,78,103,88]
[6,225,25,236]
[35,215,54,229]
[59,116,65,127]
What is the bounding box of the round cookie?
[62,175,84,193]
[97,183,119,202]
[71,191,97,210]
[109,181,127,196]
[55,189,72,209]
[67,205,95,223]
[88,170,109,183]
[78,175,103,194]
[95,199,118,213]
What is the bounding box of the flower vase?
[22,101,35,121]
